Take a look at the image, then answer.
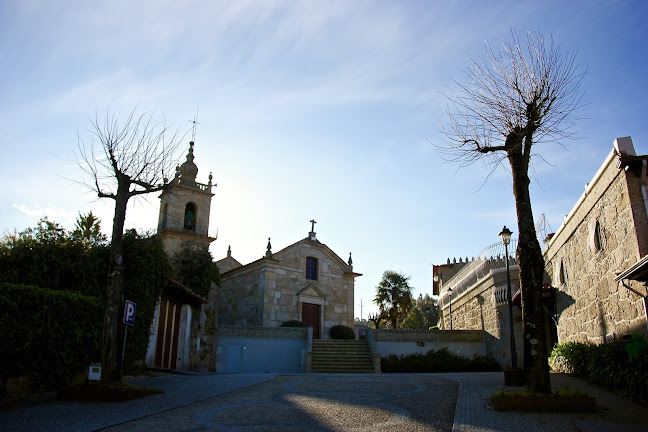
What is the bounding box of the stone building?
[436,136,648,365]
[435,248,525,365]
[216,225,361,339]
[543,136,648,343]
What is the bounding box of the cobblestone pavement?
[99,375,460,432]
[3,372,648,432]
[450,372,648,432]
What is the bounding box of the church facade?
[216,227,361,339]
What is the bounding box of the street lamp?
[424,306,431,329]
[499,225,517,369]
[448,287,453,331]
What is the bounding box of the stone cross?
[310,219,317,232]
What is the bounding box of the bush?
[550,340,648,399]
[0,283,102,396]
[121,231,171,375]
[171,242,220,299]
[329,325,356,340]
[381,348,501,373]
[280,320,306,328]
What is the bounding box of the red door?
[155,294,182,369]
[302,303,321,339]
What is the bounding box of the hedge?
[0,283,102,395]
[381,348,501,373]
[550,340,648,399]
[329,325,356,340]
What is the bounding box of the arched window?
[184,203,197,231]
[306,256,318,281]
[593,220,603,252]
[559,260,567,284]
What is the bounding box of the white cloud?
[12,204,77,225]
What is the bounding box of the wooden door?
[154,294,182,369]
[302,303,321,339]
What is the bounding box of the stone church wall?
[544,148,648,344]
[218,239,355,337]
[266,242,355,332]
[219,264,265,326]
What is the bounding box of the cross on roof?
[310,219,316,232]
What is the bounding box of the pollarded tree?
[77,107,186,383]
[438,30,585,393]
[373,271,414,329]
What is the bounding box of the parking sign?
[123,300,136,326]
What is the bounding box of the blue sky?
[1,1,647,319]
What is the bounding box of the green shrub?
[171,242,220,299]
[381,348,501,373]
[550,340,648,399]
[280,320,306,328]
[121,231,171,375]
[0,283,102,396]
[329,325,356,340]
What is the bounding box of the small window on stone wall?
[558,260,567,284]
[593,220,602,251]
[588,218,603,253]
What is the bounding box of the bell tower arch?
[157,141,216,254]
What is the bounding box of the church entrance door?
[302,303,321,339]
[154,294,182,369]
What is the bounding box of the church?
[145,141,360,371]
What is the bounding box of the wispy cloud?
[12,204,77,223]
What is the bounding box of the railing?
[439,239,519,308]
[176,178,211,192]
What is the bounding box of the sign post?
[122,300,136,369]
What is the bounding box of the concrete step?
[310,340,375,373]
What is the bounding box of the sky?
[1,0,647,319]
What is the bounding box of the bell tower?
[158,141,216,254]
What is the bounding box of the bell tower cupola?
[157,141,216,254]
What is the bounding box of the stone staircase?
[310,339,376,373]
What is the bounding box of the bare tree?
[77,107,187,383]
[438,30,585,393]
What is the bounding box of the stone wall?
[219,262,265,326]
[544,143,648,344]
[438,266,523,366]
[372,329,487,360]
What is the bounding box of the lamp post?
[424,306,431,329]
[448,287,453,331]
[499,225,517,369]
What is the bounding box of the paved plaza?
[2,372,648,432]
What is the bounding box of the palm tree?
[373,271,414,328]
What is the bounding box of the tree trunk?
[101,180,129,383]
[509,152,552,394]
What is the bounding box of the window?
[306,257,318,281]
[559,260,567,284]
[593,220,603,252]
[184,203,196,231]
